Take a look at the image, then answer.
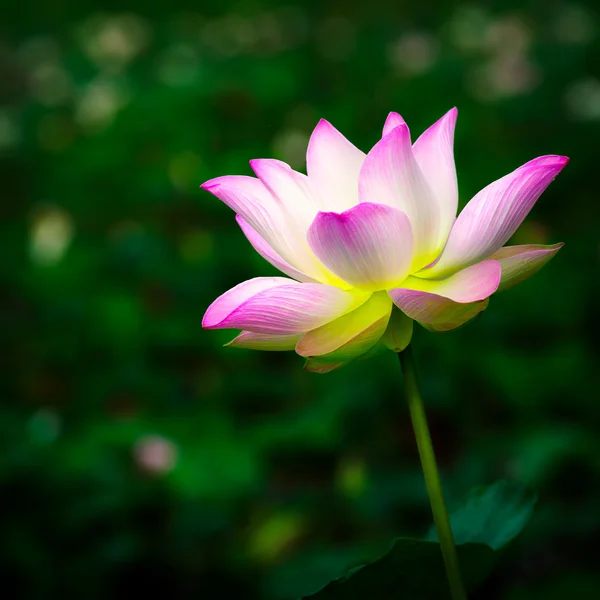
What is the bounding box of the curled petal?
[489,242,563,292]
[201,176,313,276]
[226,331,301,351]
[358,124,440,270]
[388,260,501,325]
[412,108,458,248]
[381,308,414,352]
[236,216,318,283]
[306,119,365,212]
[382,112,409,137]
[418,299,490,332]
[420,155,569,278]
[202,175,340,284]
[250,158,323,231]
[304,359,346,374]
[307,202,413,291]
[202,277,369,334]
[296,292,392,360]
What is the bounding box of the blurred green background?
[1,0,599,598]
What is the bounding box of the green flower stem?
[398,347,467,600]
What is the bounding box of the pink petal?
[420,155,569,278]
[306,119,365,212]
[358,124,441,270]
[412,108,458,247]
[382,112,409,137]
[388,260,501,325]
[201,175,329,283]
[488,242,563,292]
[225,331,301,351]
[296,292,392,359]
[202,277,369,334]
[307,202,413,290]
[250,158,324,231]
[236,216,318,283]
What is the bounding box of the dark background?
[1,0,599,598]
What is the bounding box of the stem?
[398,347,467,600]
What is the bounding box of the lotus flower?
[201,109,567,372]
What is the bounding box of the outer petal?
[412,108,458,248]
[236,216,318,283]
[202,176,312,275]
[307,202,413,291]
[250,158,323,232]
[418,299,490,332]
[201,175,339,285]
[358,124,440,270]
[202,277,369,334]
[296,292,392,359]
[388,260,501,325]
[420,155,569,278]
[488,242,563,292]
[225,331,301,351]
[381,308,414,352]
[306,119,365,212]
[382,112,409,137]
[304,359,346,374]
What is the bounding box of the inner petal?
[307,202,414,291]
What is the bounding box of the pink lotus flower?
[201,109,567,373]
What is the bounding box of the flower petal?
[304,359,346,374]
[296,292,392,359]
[201,175,336,284]
[418,298,490,332]
[419,155,569,278]
[412,108,458,248]
[388,260,501,325]
[236,216,318,283]
[306,119,365,212]
[382,112,409,137]
[488,242,563,292]
[381,308,414,352]
[358,124,440,270]
[203,277,369,334]
[250,158,323,232]
[225,331,301,351]
[307,202,413,291]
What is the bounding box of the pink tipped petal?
[236,216,318,283]
[358,124,440,270]
[296,292,392,359]
[307,202,414,291]
[250,158,324,231]
[306,119,366,212]
[381,308,414,352]
[388,260,501,324]
[488,242,563,292]
[420,155,569,278]
[202,175,332,283]
[225,331,301,351]
[382,112,409,137]
[203,277,289,329]
[203,277,369,334]
[412,108,459,247]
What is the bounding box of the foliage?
[1,0,599,598]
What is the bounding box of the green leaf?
[302,539,494,600]
[303,481,535,600]
[428,480,537,550]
